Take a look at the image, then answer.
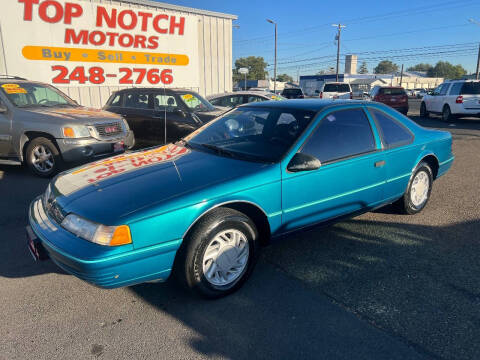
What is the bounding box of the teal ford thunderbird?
[27,100,454,298]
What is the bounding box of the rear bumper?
[56,131,135,162]
[28,196,181,288]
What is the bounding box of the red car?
[368,86,409,115]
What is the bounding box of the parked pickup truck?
[0,77,135,177]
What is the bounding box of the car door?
[153,93,197,144]
[120,91,155,147]
[281,106,386,232]
[0,97,12,156]
[431,84,448,113]
[366,107,416,201]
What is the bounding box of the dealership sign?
[0,0,199,87]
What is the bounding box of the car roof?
[239,99,367,112]
[113,87,199,94]
[207,91,272,98]
[0,78,45,85]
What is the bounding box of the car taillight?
[456,96,463,104]
[350,92,353,99]
[319,92,323,99]
[299,94,304,98]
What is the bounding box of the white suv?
[421,80,480,121]
[317,82,352,100]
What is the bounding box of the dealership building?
[0,0,237,107]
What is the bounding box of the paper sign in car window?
[2,84,27,94]
[182,94,194,101]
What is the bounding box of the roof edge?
[107,0,237,19]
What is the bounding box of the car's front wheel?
[25,137,62,177]
[397,162,433,215]
[175,208,259,298]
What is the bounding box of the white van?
[421,80,480,121]
[317,82,352,100]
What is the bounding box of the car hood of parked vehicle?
[50,144,271,224]
[21,106,122,123]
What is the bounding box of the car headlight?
[63,125,91,138]
[61,214,132,246]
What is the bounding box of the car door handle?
[374,160,386,168]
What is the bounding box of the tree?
[407,63,433,72]
[233,56,268,82]
[358,62,368,74]
[374,60,399,74]
[426,61,467,79]
[275,73,294,82]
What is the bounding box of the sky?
[157,0,480,78]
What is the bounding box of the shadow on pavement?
[129,218,480,360]
[410,114,480,134]
[0,164,65,278]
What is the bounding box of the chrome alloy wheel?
[30,145,54,173]
[202,229,249,287]
[410,170,429,207]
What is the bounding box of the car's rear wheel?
[442,105,454,122]
[174,208,259,298]
[396,162,433,215]
[420,102,429,118]
[25,137,62,177]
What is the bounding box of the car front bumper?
[56,131,135,162]
[28,195,181,289]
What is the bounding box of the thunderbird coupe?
[27,100,454,298]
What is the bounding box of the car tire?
[420,102,429,118]
[396,161,433,215]
[25,137,62,177]
[442,105,453,122]
[174,208,259,299]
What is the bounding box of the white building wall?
[0,0,236,108]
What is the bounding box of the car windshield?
[0,83,77,108]
[179,92,216,112]
[323,84,350,92]
[184,107,316,163]
[461,82,480,95]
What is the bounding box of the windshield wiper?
[200,143,236,158]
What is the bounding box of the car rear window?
[323,84,350,92]
[379,88,406,96]
[461,82,480,95]
[283,89,302,94]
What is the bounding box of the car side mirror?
[0,103,7,113]
[287,153,321,172]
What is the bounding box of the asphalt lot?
[1,99,479,359]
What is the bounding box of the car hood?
[51,144,269,224]
[195,107,229,121]
[21,106,122,123]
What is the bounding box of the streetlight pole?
[332,23,346,82]
[469,19,480,79]
[267,19,277,93]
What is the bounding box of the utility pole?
[400,64,404,86]
[332,23,346,82]
[476,43,480,80]
[267,19,277,93]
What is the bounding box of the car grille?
[43,190,65,225]
[94,122,123,137]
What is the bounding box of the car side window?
[439,84,450,96]
[301,108,376,163]
[369,109,413,148]
[154,94,178,112]
[247,95,265,103]
[449,83,463,96]
[124,93,151,109]
[109,94,122,107]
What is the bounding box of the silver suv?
[0,77,134,176]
